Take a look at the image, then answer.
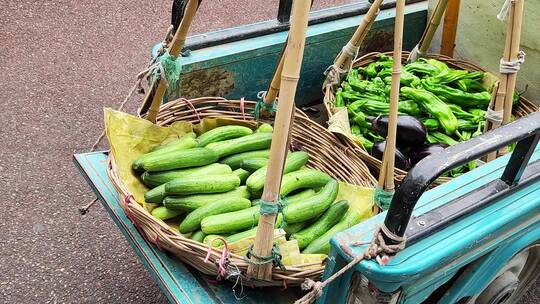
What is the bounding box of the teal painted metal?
[165,2,427,107]
[322,146,540,303]
[73,152,297,304]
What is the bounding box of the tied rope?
[486,107,504,125]
[245,244,286,271]
[204,237,245,299]
[324,42,360,87]
[294,224,406,304]
[500,51,526,74]
[406,44,426,63]
[254,91,277,120]
[374,186,394,210]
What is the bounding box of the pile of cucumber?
[132,124,363,255]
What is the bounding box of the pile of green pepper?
[337,54,518,177]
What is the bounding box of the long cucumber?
[240,158,268,173]
[179,198,251,233]
[165,174,240,195]
[151,206,182,220]
[132,133,197,171]
[232,168,251,184]
[201,205,283,235]
[282,179,339,223]
[163,186,250,211]
[141,163,232,188]
[141,148,218,172]
[290,200,349,249]
[246,151,309,194]
[220,149,270,170]
[303,210,362,254]
[206,132,273,158]
[197,125,253,147]
[280,169,331,196]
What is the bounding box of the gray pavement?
[0,0,537,303]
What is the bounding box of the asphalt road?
[0,0,537,303]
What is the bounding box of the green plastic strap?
[259,197,286,228]
[245,244,286,270]
[253,91,277,120]
[374,186,394,210]
[153,51,182,95]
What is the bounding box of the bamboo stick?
[407,0,449,63]
[247,0,312,281]
[378,0,405,196]
[143,0,199,123]
[485,0,525,158]
[440,0,460,57]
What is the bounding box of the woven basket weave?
[324,51,538,183]
[107,96,376,287]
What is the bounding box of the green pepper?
[427,131,459,146]
[513,91,520,105]
[353,134,374,151]
[464,71,484,80]
[399,99,422,116]
[350,110,371,129]
[404,61,441,76]
[401,87,458,135]
[457,119,479,131]
[372,77,387,90]
[422,118,440,131]
[426,59,450,73]
[342,91,386,103]
[456,130,472,141]
[335,89,345,107]
[421,80,491,108]
[447,104,480,121]
[384,69,421,87]
[351,124,361,135]
[377,68,392,79]
[362,61,394,78]
[348,98,422,117]
[347,76,387,96]
[426,69,469,85]
[472,121,485,138]
[450,166,464,177]
[455,79,486,93]
[341,81,353,92]
[367,131,385,142]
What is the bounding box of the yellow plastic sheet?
[104,108,192,205]
[336,182,375,221]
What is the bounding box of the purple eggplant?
[371,141,412,171]
[368,115,427,146]
[409,143,449,165]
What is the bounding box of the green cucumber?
[255,123,273,133]
[141,163,232,188]
[152,132,197,152]
[283,222,309,236]
[285,189,316,204]
[282,179,339,223]
[220,149,270,170]
[206,132,273,158]
[201,205,283,234]
[190,230,206,242]
[291,200,349,249]
[197,125,253,147]
[151,206,182,220]
[280,169,331,196]
[132,133,197,171]
[141,148,218,172]
[179,197,251,233]
[303,210,362,254]
[232,168,251,184]
[163,186,250,211]
[246,151,309,194]
[240,158,268,173]
[165,174,240,196]
[144,184,167,204]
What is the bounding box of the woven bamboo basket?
[324,51,538,183]
[106,96,376,287]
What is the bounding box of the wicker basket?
[324,51,538,183]
[106,96,376,287]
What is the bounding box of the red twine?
[204,237,230,279]
[239,97,246,120]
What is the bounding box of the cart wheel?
[472,242,540,304]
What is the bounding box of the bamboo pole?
[440,0,460,57]
[408,0,449,62]
[247,0,311,281]
[485,0,525,159]
[377,0,405,198]
[143,0,199,123]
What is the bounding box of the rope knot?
[499,51,526,74]
[486,108,504,125]
[253,91,277,120]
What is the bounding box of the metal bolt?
[417,220,426,227]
